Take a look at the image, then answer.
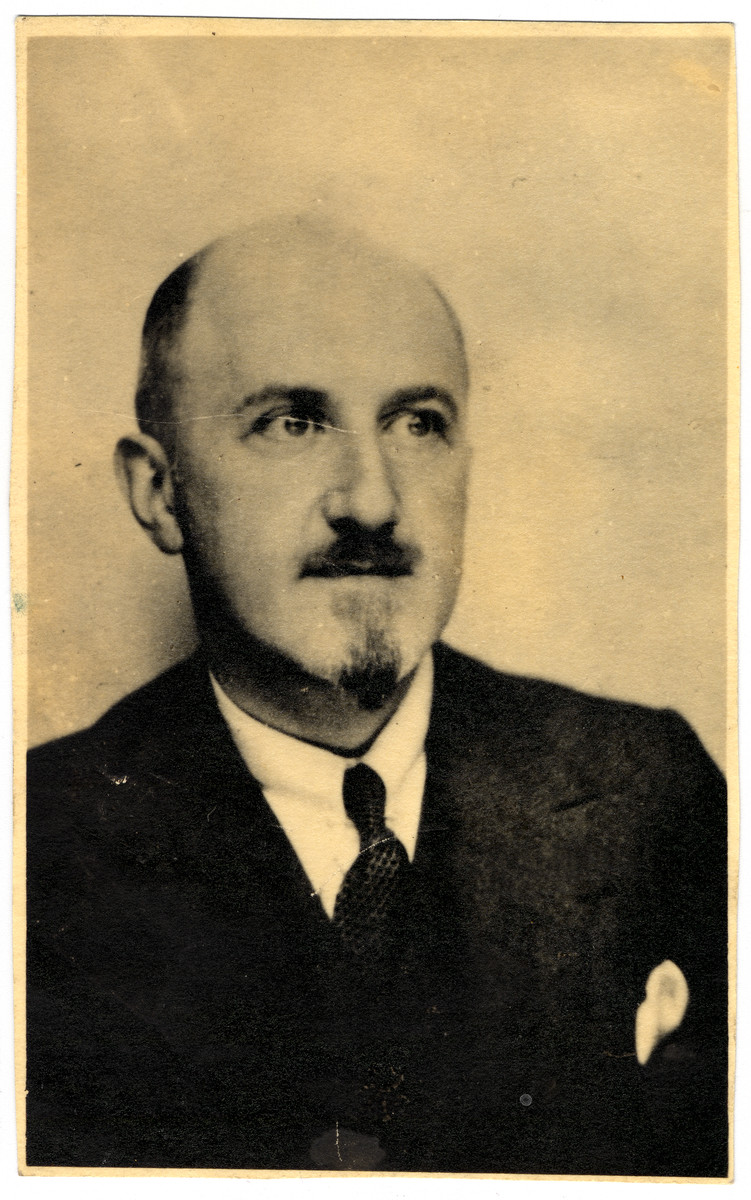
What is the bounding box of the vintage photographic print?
[12,17,737,1180]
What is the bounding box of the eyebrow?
[385,386,459,419]
[234,385,329,415]
[235,383,458,417]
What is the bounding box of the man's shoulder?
[433,640,667,729]
[431,641,722,784]
[27,653,210,780]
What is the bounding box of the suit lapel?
[141,653,332,934]
[422,644,648,1073]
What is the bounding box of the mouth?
[301,561,413,579]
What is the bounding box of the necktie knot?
[343,763,388,849]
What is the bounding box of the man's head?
[117,217,470,714]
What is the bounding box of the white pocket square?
[635,959,689,1066]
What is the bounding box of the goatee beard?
[328,589,404,711]
[338,661,401,711]
[336,625,402,712]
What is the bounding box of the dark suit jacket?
[26,644,728,1175]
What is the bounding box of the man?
[26,217,728,1176]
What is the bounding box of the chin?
[308,625,430,712]
[272,584,441,709]
[336,624,404,712]
[337,662,402,712]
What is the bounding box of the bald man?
[26,218,728,1176]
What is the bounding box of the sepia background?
[23,25,731,766]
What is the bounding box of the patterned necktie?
[332,763,409,957]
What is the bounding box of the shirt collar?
[209,651,434,810]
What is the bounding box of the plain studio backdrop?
[22,25,731,768]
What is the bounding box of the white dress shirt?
[210,653,433,918]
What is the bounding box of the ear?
[114,434,184,555]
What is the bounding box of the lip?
[301,562,413,579]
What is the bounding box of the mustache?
[301,525,418,579]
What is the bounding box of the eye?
[250,410,326,442]
[386,407,450,441]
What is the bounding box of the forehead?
[175,237,467,411]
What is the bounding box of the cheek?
[409,466,468,551]
[180,457,321,573]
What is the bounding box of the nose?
[321,428,399,530]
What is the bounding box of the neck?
[202,630,417,754]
